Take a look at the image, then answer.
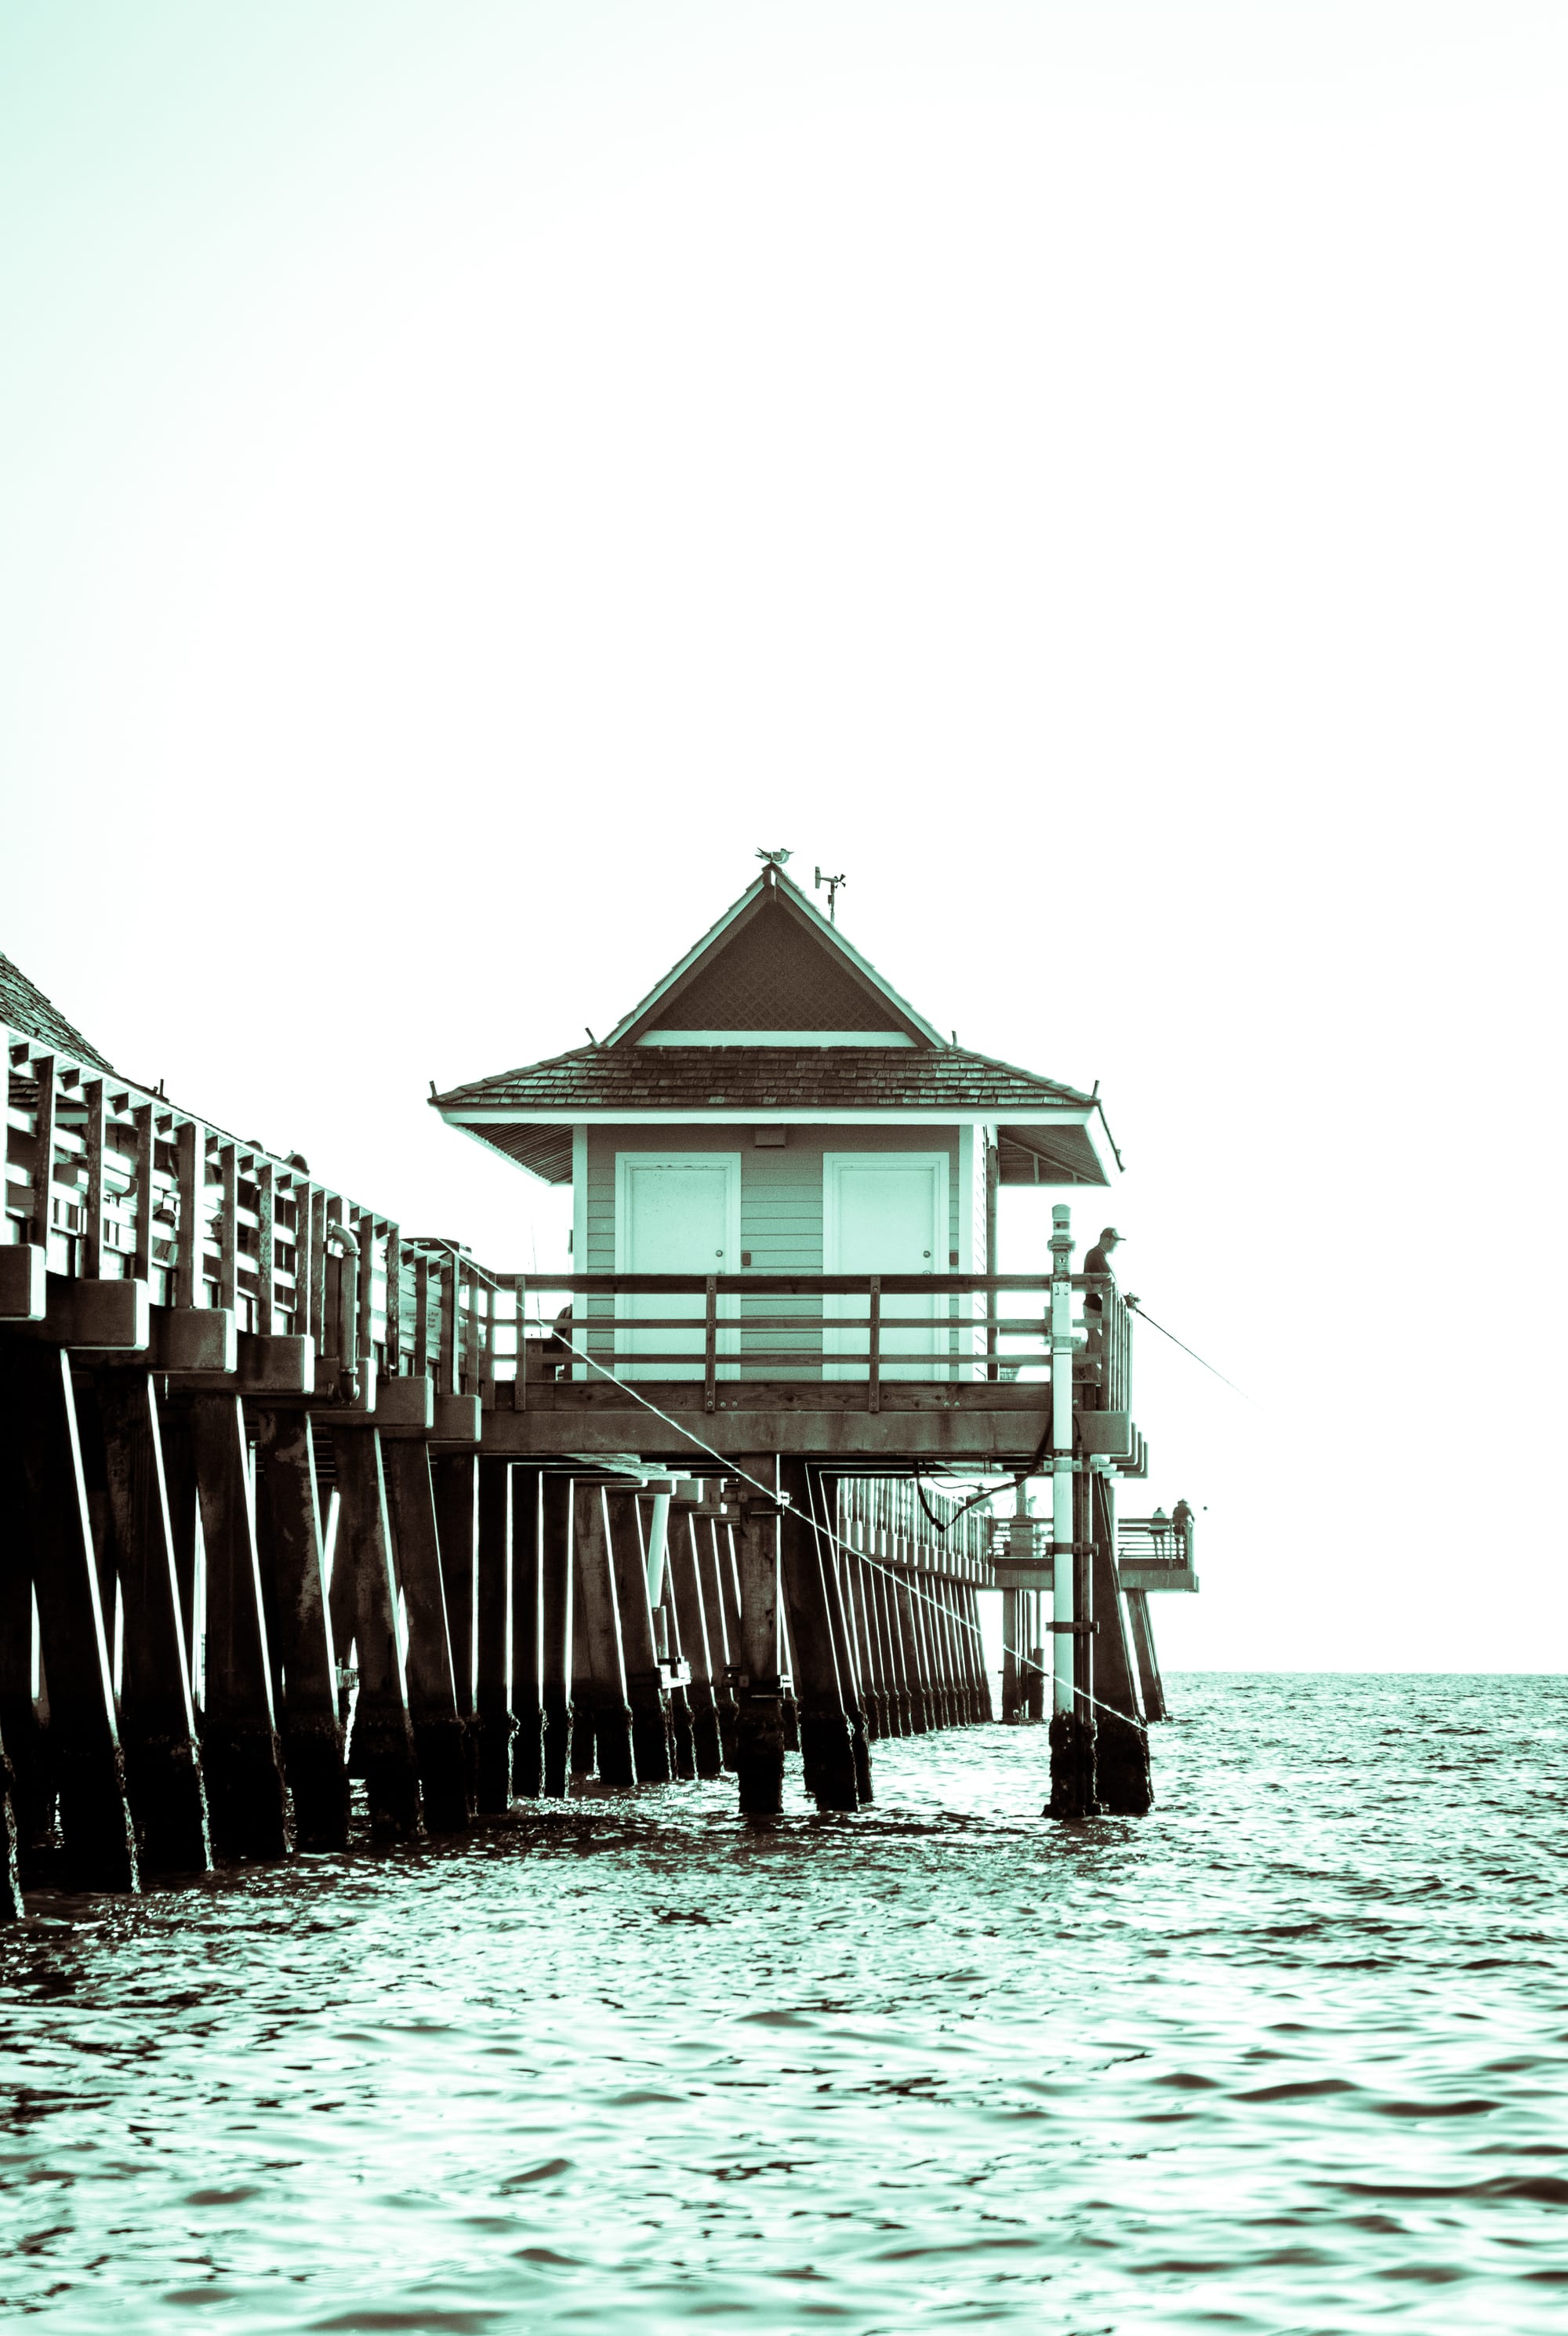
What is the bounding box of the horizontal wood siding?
[584,1124,963,1379]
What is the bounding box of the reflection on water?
[2,1674,1566,2333]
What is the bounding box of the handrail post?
[867,1277,880,1415]
[704,1275,717,1414]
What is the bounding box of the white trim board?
[635,1030,916,1047]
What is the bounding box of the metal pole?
[1049,1205,1075,1718]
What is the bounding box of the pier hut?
[0,874,1197,1918]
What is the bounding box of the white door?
[823,1153,949,1380]
[615,1153,741,1380]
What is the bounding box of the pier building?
[0,872,1196,1915]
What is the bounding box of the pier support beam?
[0,1350,137,1889]
[190,1393,290,1858]
[327,1426,420,1840]
[539,1475,573,1796]
[1089,1470,1152,1814]
[430,1452,479,1798]
[1125,1588,1167,1723]
[381,1440,471,1831]
[510,1468,544,1798]
[668,1509,724,1778]
[605,1489,672,1784]
[695,1515,739,1768]
[474,1459,516,1812]
[0,1712,20,1918]
[731,1456,785,1815]
[1046,1206,1099,1820]
[253,1410,348,1848]
[778,1459,858,1813]
[573,1487,634,1786]
[812,1479,872,1803]
[93,1375,211,1871]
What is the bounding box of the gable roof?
[607,863,945,1044]
[431,863,1118,1186]
[1,949,114,1071]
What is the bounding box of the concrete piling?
[668,1509,724,1778]
[252,1409,349,1848]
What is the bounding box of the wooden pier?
[2,876,1199,1912]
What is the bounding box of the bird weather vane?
[756,846,792,866]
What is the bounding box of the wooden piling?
[778,1458,858,1812]
[873,1558,912,1735]
[252,1408,349,1848]
[1000,1586,1022,1721]
[892,1562,930,1733]
[510,1467,544,1798]
[327,1426,421,1840]
[572,1486,635,1786]
[381,1440,472,1830]
[187,1393,289,1858]
[695,1515,739,1767]
[430,1450,480,1801]
[539,1473,574,1794]
[730,1455,785,1815]
[1088,1471,1152,1813]
[811,1478,873,1804]
[91,1374,211,1870]
[0,1711,20,1918]
[667,1510,724,1778]
[1125,1587,1167,1723]
[0,1552,49,1869]
[474,1458,516,1811]
[848,1551,887,1739]
[1047,1206,1098,1818]
[604,1489,672,1783]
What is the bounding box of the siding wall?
[585,1123,964,1272]
[581,1123,970,1377]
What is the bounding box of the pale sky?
[4,2,1563,1671]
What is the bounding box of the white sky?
[3,2,1563,1670]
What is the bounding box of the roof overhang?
[436,1103,1116,1186]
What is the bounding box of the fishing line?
[1124,1299,1254,1402]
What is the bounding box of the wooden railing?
[5,1031,1134,1419]
[495,1270,1133,1414]
[2,1029,496,1396]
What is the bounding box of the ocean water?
[2,1673,1566,2334]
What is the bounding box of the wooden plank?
[175,1121,205,1310]
[131,1106,155,1283]
[216,1144,238,1310]
[82,1078,107,1278]
[30,1053,57,1251]
[255,1162,275,1336]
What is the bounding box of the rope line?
[517,1316,1145,1735]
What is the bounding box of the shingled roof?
[1,949,114,1072]
[437,1043,1092,1115]
[432,863,1116,1185]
